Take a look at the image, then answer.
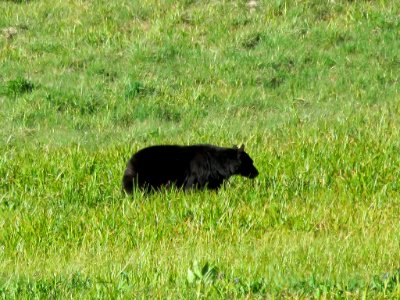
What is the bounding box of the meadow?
[1,0,400,298]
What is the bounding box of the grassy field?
[1,0,400,298]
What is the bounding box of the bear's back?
[132,145,220,165]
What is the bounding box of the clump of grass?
[187,261,218,285]
[241,32,263,49]
[5,77,34,96]
[124,81,154,99]
[45,92,103,115]
[233,278,268,296]
[5,0,31,3]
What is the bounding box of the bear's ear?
[232,145,238,149]
[239,144,245,152]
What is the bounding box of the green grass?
[1,0,400,298]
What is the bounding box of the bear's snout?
[248,168,259,179]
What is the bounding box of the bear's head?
[233,144,259,178]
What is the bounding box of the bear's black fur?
[122,144,258,193]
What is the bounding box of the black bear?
[122,144,258,193]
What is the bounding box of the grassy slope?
[1,0,400,298]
